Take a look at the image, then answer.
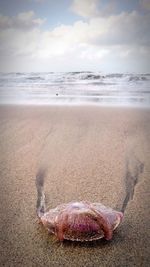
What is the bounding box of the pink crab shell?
[40,201,123,242]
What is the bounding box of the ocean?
[0,72,150,107]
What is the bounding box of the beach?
[0,105,149,267]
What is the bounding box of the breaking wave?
[0,72,150,107]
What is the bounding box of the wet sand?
[0,105,149,267]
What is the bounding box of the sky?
[0,0,150,73]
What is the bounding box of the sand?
[0,105,149,267]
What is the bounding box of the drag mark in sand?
[121,155,144,213]
[36,168,46,218]
[36,126,53,201]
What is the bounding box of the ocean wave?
[81,74,103,80]
[26,76,45,81]
[0,72,150,83]
[128,76,148,82]
[0,72,150,107]
[105,73,124,78]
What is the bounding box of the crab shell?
[40,201,123,242]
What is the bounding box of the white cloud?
[71,0,116,18]
[41,11,149,48]
[88,11,150,46]
[0,9,149,72]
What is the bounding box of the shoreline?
[0,103,150,109]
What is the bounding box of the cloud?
[0,11,45,30]
[71,0,116,18]
[42,11,149,48]
[88,11,150,46]
[0,9,149,72]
